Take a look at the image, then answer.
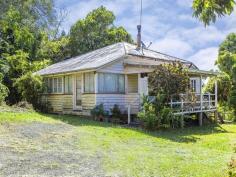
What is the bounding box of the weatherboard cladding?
[37,42,195,76]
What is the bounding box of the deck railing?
[170,93,217,114]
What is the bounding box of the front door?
[74,74,82,110]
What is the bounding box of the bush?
[138,95,184,130]
[91,104,108,121]
[110,104,122,118]
[138,101,158,130]
[0,74,9,105]
[14,72,44,108]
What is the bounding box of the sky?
[55,0,236,71]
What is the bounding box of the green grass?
[0,111,235,177]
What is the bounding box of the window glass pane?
[64,75,73,94]
[84,72,94,93]
[98,73,104,92]
[53,78,57,93]
[58,77,62,93]
[64,76,68,93]
[68,76,72,93]
[118,75,125,93]
[105,74,116,92]
[48,78,53,93]
[84,73,89,92]
[90,73,94,92]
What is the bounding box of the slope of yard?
[0,111,235,177]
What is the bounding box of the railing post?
[127,105,131,125]
[215,80,218,108]
[199,75,203,126]
[180,94,184,113]
[170,98,173,109]
[208,93,211,110]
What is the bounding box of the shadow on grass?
[39,113,230,143]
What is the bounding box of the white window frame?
[45,76,64,94]
[97,72,125,94]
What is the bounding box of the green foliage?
[0,74,8,105]
[91,104,108,120]
[215,33,236,116]
[204,73,232,103]
[139,62,190,130]
[148,62,190,100]
[138,95,183,130]
[37,35,71,62]
[217,33,236,75]
[138,99,158,130]
[192,0,236,26]
[110,104,122,118]
[14,72,44,108]
[69,6,133,56]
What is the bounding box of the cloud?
[150,37,193,58]
[188,47,218,70]
[176,0,192,8]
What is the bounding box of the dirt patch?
[0,122,105,177]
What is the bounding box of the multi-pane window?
[64,75,73,94]
[84,72,95,93]
[98,73,125,93]
[44,77,63,94]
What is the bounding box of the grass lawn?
[0,111,235,177]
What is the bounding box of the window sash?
[84,72,95,93]
[64,75,72,94]
[98,73,125,93]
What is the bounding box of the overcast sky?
[56,0,236,71]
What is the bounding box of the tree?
[0,3,65,104]
[69,6,133,57]
[192,0,236,26]
[214,33,236,116]
[204,73,232,104]
[148,62,190,101]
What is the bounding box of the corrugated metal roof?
[36,42,197,75]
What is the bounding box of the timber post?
[199,75,203,126]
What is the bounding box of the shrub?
[0,74,9,105]
[138,101,159,130]
[138,95,184,130]
[14,72,44,108]
[110,104,122,118]
[91,104,108,121]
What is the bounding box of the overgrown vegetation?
[138,62,189,130]
[91,104,108,121]
[14,72,44,108]
[0,2,132,108]
[204,33,236,120]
